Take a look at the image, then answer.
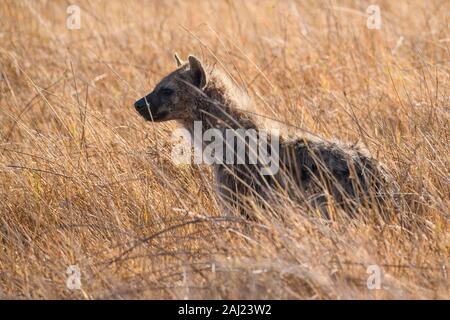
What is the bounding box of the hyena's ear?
[188,55,207,89]
[174,53,183,67]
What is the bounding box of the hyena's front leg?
[214,165,252,219]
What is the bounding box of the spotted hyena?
[134,54,396,219]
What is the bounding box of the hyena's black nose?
[134,97,147,110]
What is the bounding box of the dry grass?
[0,0,448,299]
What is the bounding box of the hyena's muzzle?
[134,92,169,122]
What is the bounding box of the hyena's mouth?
[148,111,168,121]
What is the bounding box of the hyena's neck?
[184,71,257,135]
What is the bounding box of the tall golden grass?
[0,0,448,299]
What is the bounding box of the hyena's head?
[134,54,207,122]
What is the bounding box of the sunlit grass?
[0,0,448,299]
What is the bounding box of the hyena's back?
[217,136,394,217]
[285,139,390,208]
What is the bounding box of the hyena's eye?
[160,88,174,96]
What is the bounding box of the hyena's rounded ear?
[174,53,183,67]
[188,55,207,89]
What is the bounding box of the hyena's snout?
[134,95,148,110]
[134,94,153,121]
[134,93,165,122]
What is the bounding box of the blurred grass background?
[0,0,448,299]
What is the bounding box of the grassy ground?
[0,0,448,299]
